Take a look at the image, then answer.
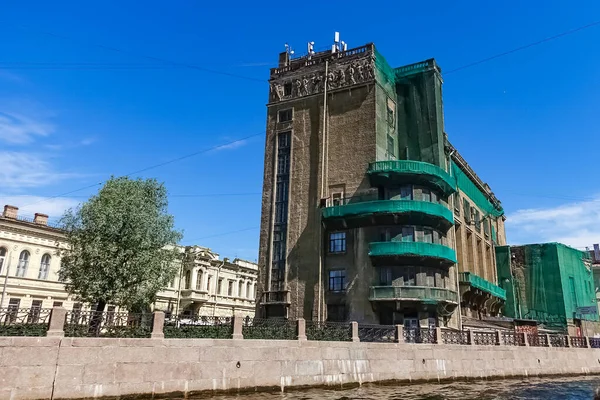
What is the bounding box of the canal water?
[202,376,600,399]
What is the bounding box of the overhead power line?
[445,19,600,75]
[183,226,259,242]
[17,133,263,209]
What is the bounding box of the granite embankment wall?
[3,336,600,400]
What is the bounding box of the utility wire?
[183,226,259,242]
[17,133,263,209]
[445,19,600,75]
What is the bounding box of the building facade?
[0,204,258,318]
[257,41,507,328]
[496,243,598,336]
[155,245,258,318]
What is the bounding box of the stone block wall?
[3,336,600,400]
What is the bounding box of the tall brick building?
[257,41,507,329]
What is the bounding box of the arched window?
[0,247,6,275]
[246,282,251,298]
[16,250,29,277]
[184,270,191,289]
[196,270,203,290]
[38,254,51,280]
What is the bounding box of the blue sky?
[1,1,600,260]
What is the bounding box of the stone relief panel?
[270,57,375,103]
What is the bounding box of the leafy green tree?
[58,176,183,313]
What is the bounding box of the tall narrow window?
[246,282,252,298]
[218,279,223,294]
[196,270,203,290]
[271,131,291,292]
[569,277,578,308]
[207,276,213,292]
[7,298,20,323]
[463,198,471,223]
[0,247,6,275]
[185,270,191,289]
[38,254,50,280]
[16,250,29,277]
[238,281,243,297]
[379,267,392,286]
[421,188,431,202]
[423,229,433,243]
[71,302,82,324]
[401,227,415,242]
[386,134,395,159]
[28,300,42,323]
[228,280,234,296]
[329,232,346,253]
[328,270,346,292]
[400,185,413,200]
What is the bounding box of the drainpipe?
[213,260,225,316]
[317,60,329,323]
[448,150,463,331]
[0,252,13,308]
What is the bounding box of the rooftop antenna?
[285,43,295,57]
[307,41,315,59]
[331,32,347,53]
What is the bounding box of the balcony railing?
[369,286,458,304]
[322,199,454,229]
[369,241,457,264]
[368,160,457,196]
[458,272,506,301]
[262,291,291,304]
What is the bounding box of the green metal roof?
[368,160,457,196]
[459,272,506,300]
[369,241,457,264]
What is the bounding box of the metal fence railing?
[357,324,396,343]
[241,317,296,340]
[590,337,600,349]
[549,334,568,347]
[305,321,352,341]
[570,336,587,348]
[440,329,469,345]
[0,307,51,336]
[472,331,497,346]
[64,311,152,338]
[404,328,436,344]
[163,315,232,339]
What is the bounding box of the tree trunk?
[89,300,106,336]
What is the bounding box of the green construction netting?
[499,243,597,331]
[451,161,504,218]
[374,47,396,88]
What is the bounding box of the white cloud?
[0,110,54,144]
[0,151,81,189]
[506,196,600,249]
[0,195,79,219]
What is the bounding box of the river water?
[202,376,600,399]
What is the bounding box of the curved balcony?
[369,286,458,305]
[322,199,454,231]
[369,241,457,267]
[368,160,457,196]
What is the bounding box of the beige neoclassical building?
[0,204,258,317]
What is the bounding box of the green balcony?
[459,272,506,301]
[369,285,458,304]
[368,160,457,197]
[322,200,454,231]
[369,241,457,266]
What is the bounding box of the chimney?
[3,205,18,219]
[34,213,49,226]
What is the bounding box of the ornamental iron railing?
[590,337,600,349]
[502,332,525,346]
[163,315,232,339]
[404,328,436,344]
[570,336,587,348]
[0,307,51,336]
[528,334,548,347]
[357,324,396,343]
[241,317,296,340]
[440,329,469,345]
[305,321,352,341]
[549,334,568,348]
[64,311,151,338]
[472,331,497,345]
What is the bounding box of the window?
[185,270,191,289]
[218,279,223,295]
[423,229,433,243]
[402,267,416,286]
[28,300,42,323]
[329,232,346,253]
[386,134,395,158]
[328,270,346,292]
[400,185,413,200]
[331,192,343,206]
[53,301,63,308]
[271,131,291,292]
[227,280,233,296]
[283,83,292,96]
[401,227,415,242]
[207,275,212,292]
[106,306,116,325]
[421,188,431,202]
[380,267,392,286]
[327,304,346,322]
[38,254,50,280]
[246,282,252,298]
[431,191,438,203]
[484,219,490,237]
[71,303,82,324]
[433,230,441,244]
[463,198,471,223]
[0,247,6,275]
[238,281,243,297]
[474,210,481,232]
[196,270,203,290]
[569,277,578,307]
[278,109,292,122]
[7,298,20,323]
[454,195,461,215]
[16,250,29,277]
